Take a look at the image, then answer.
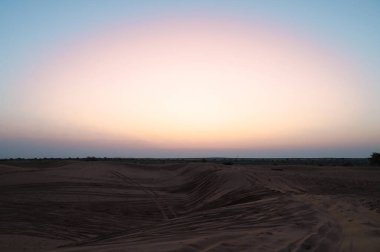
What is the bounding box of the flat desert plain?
[0,160,379,251]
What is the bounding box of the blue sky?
[1,0,379,158]
[2,0,380,72]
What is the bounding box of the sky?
[1,0,380,158]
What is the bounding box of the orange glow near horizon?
[17,18,364,150]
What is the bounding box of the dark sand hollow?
[0,161,379,251]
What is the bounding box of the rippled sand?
[0,161,379,251]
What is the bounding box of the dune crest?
[0,161,379,251]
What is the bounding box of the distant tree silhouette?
[369,152,380,165]
[85,156,98,161]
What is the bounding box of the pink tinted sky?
[1,1,379,158]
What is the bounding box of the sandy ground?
[0,161,379,251]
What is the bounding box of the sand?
[0,160,379,251]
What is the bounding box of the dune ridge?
[0,161,379,251]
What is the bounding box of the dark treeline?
[0,157,372,166]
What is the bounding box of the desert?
[2,1,380,251]
[0,159,379,251]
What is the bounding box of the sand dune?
[0,161,379,251]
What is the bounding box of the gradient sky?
[1,0,379,158]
